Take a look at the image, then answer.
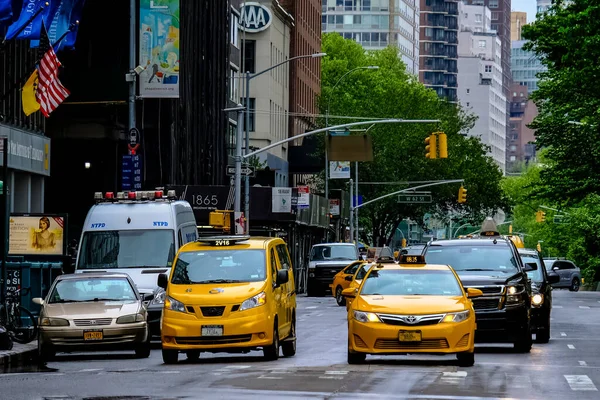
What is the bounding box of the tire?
[162,349,178,364]
[514,324,533,353]
[536,313,551,344]
[134,339,151,358]
[281,321,296,357]
[263,325,279,361]
[186,350,201,361]
[10,306,37,344]
[569,278,580,292]
[335,286,346,307]
[307,283,319,297]
[38,341,55,363]
[347,350,366,364]
[456,351,475,367]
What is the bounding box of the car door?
[276,243,295,330]
[552,261,569,286]
[270,246,289,338]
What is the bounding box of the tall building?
[511,11,526,41]
[321,0,420,74]
[508,83,538,170]
[511,40,545,93]
[457,2,506,173]
[419,0,459,102]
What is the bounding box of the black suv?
[519,248,560,343]
[423,223,535,352]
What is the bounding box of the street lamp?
[239,52,327,233]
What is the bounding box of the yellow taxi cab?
[330,260,366,306]
[342,255,483,366]
[506,234,525,249]
[157,235,296,364]
[345,262,376,310]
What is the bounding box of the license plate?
[201,325,223,336]
[398,330,421,342]
[83,330,103,341]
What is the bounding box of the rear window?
[424,244,519,272]
[520,252,544,281]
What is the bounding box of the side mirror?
[143,293,154,302]
[547,272,560,284]
[341,288,356,299]
[466,288,483,298]
[32,297,44,305]
[523,262,538,272]
[276,269,289,286]
[157,273,169,290]
[344,276,353,282]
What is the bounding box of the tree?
[319,33,508,246]
[522,0,600,205]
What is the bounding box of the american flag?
[35,23,70,117]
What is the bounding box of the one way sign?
[226,165,256,177]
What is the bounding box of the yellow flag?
[22,69,40,116]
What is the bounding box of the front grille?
[175,334,252,345]
[374,338,449,350]
[468,285,504,295]
[472,298,501,310]
[74,318,112,326]
[313,265,347,279]
[456,334,470,347]
[200,306,225,317]
[378,313,444,326]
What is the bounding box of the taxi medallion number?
[83,330,103,341]
[398,330,422,342]
[202,325,223,336]
[215,240,230,246]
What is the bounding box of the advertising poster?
[329,161,350,179]
[297,186,310,209]
[272,188,292,213]
[139,0,180,98]
[9,215,65,256]
[329,199,340,216]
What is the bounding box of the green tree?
[319,33,508,246]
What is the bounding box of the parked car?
[543,258,582,292]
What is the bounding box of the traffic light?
[437,132,448,158]
[0,180,3,195]
[457,185,467,203]
[536,242,542,252]
[535,210,546,223]
[425,134,437,159]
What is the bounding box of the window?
[488,0,499,7]
[49,278,137,303]
[276,244,292,270]
[229,68,238,101]
[466,102,470,107]
[243,40,256,73]
[478,40,486,48]
[230,11,239,47]
[466,88,470,94]
[485,65,492,72]
[475,14,482,22]
[242,98,255,132]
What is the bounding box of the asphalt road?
[1,290,599,400]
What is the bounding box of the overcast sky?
[517,0,538,23]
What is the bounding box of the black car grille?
[314,265,347,279]
[200,306,225,317]
[472,298,501,310]
[468,285,504,295]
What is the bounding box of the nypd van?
[75,190,198,335]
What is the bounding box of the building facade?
[321,0,420,74]
[508,83,537,170]
[457,2,506,173]
[419,0,459,102]
[511,11,526,41]
[511,40,545,93]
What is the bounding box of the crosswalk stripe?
[579,361,587,366]
[579,306,590,309]
[565,375,597,391]
[568,344,576,349]
[560,332,567,337]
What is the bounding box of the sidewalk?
[0,341,37,370]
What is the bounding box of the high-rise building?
[321,0,420,75]
[508,83,538,170]
[511,40,545,93]
[511,11,526,41]
[457,2,506,173]
[419,0,459,102]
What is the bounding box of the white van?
[75,190,197,335]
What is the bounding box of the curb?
[0,342,38,371]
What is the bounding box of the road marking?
[258,375,283,379]
[319,375,345,380]
[306,306,318,309]
[579,306,590,309]
[79,368,103,372]
[554,305,563,308]
[442,371,467,378]
[325,370,349,375]
[561,332,567,337]
[224,365,251,369]
[564,375,598,391]
[568,344,576,349]
[579,361,588,366]
[159,370,180,374]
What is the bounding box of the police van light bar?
[105,192,114,199]
[95,190,178,202]
[167,190,176,198]
[94,192,103,200]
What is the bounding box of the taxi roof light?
[398,255,426,264]
[167,190,177,199]
[479,217,500,237]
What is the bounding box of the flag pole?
[0,2,49,46]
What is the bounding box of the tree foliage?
[318,33,508,246]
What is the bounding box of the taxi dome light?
[480,217,500,237]
[94,192,103,200]
[127,191,136,200]
[105,192,114,199]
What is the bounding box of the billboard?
[139,0,180,98]
[9,215,65,256]
[329,161,350,179]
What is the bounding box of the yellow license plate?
[83,330,103,341]
[398,330,422,342]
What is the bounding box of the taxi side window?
[276,244,292,270]
[356,265,368,280]
[347,262,360,275]
[270,248,279,284]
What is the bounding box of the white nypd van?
[75,190,198,336]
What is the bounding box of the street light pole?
[128,0,137,133]
[350,179,354,243]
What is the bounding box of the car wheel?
[186,350,201,361]
[514,324,532,353]
[536,327,550,344]
[281,320,296,357]
[38,340,55,363]
[569,278,580,292]
[307,284,319,297]
[335,286,346,306]
[134,340,152,358]
[456,351,475,367]
[263,325,279,361]
[162,349,178,364]
[347,349,366,364]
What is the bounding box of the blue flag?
[5,0,51,41]
[62,0,85,50]
[30,0,72,49]
[0,0,12,22]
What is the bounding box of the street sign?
[226,165,256,177]
[398,194,432,203]
[553,215,567,224]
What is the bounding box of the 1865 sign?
[240,2,272,33]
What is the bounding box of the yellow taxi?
[157,235,297,364]
[345,262,375,310]
[342,255,482,366]
[330,260,366,306]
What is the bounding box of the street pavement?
[1,290,599,399]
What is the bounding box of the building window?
[242,98,255,132]
[228,122,237,157]
[229,68,239,101]
[489,0,499,8]
[231,12,239,48]
[475,14,482,23]
[466,102,470,107]
[520,92,524,97]
[478,40,486,48]
[485,65,492,72]
[466,88,470,94]
[491,12,499,20]
[243,40,256,73]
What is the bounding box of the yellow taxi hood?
[168,281,266,303]
[355,295,469,314]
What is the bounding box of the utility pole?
[349,179,354,244]
[128,0,137,133]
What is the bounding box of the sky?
[517,0,539,23]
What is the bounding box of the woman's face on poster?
[39,219,49,230]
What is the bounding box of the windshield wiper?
[122,266,167,269]
[93,298,122,302]
[50,299,86,303]
[462,268,496,271]
[194,279,242,284]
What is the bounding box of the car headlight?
[353,310,381,323]
[165,296,186,313]
[531,293,544,306]
[116,313,145,324]
[507,285,526,304]
[240,292,266,311]
[40,317,69,327]
[150,288,166,305]
[443,310,471,323]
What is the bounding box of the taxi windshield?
[520,253,544,281]
[361,269,462,296]
[171,250,267,284]
[424,245,519,272]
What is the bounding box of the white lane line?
[319,375,345,380]
[160,370,181,374]
[306,306,318,309]
[258,375,283,379]
[565,375,598,391]
[443,371,467,378]
[223,365,251,369]
[554,305,564,308]
[568,344,576,349]
[579,306,590,309]
[0,373,65,377]
[316,313,323,316]
[79,368,103,372]
[325,370,349,375]
[561,332,567,337]
[579,361,588,366]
